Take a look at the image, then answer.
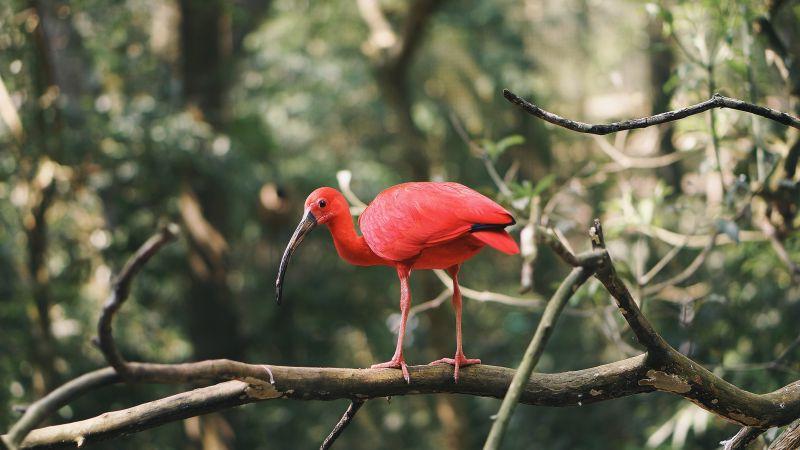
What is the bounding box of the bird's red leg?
[371,264,412,382]
[428,265,481,382]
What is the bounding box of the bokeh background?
[1,0,800,448]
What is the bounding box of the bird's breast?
[409,235,485,270]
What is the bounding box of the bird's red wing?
[359,182,515,261]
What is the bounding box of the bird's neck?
[327,214,385,266]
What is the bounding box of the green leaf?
[486,135,524,161]
[531,174,556,196]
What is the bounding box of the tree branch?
[96,223,180,377]
[483,266,594,450]
[770,419,800,450]
[503,89,800,134]
[16,380,258,449]
[590,219,671,353]
[1,368,120,449]
[6,353,800,449]
[320,400,365,450]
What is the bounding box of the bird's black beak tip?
[274,210,318,308]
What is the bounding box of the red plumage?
[359,182,519,262]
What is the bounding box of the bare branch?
[638,242,684,287]
[483,266,594,450]
[409,289,452,318]
[590,219,670,353]
[773,333,800,369]
[770,419,800,450]
[1,368,119,450]
[432,269,545,309]
[637,224,763,248]
[16,380,260,450]
[535,226,580,267]
[6,349,800,449]
[643,233,717,296]
[9,358,651,449]
[592,135,696,169]
[96,223,180,377]
[320,400,365,450]
[759,219,800,282]
[721,426,765,450]
[503,89,800,134]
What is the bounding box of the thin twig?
[773,333,800,368]
[638,242,685,286]
[483,265,595,450]
[760,219,800,283]
[597,305,641,358]
[592,135,694,169]
[503,89,800,134]
[408,289,451,319]
[449,112,515,198]
[432,270,546,309]
[320,400,365,450]
[643,233,718,296]
[636,224,763,248]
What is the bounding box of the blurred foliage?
[1,0,800,448]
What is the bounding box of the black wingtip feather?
[470,217,516,232]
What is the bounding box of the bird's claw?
[371,358,410,383]
[428,355,481,383]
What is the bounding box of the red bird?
[275,182,519,382]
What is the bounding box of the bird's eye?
[318,199,327,208]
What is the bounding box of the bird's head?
[303,186,348,225]
[275,187,347,305]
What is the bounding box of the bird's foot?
[371,357,410,383]
[428,354,481,383]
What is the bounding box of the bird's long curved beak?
[275,210,317,305]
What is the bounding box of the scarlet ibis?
[275,182,519,382]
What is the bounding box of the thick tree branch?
[7,359,648,449]
[770,419,800,450]
[6,354,800,449]
[503,89,800,134]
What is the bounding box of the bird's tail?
[472,230,520,255]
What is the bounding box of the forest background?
[2,0,800,448]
